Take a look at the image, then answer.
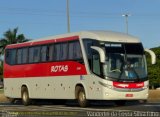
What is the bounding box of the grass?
[0,89,8,102]
[148,89,160,102]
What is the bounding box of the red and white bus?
[4,31,156,107]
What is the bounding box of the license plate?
[126,94,133,97]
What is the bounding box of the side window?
[74,41,82,59]
[33,46,40,62]
[49,44,54,61]
[29,47,34,63]
[92,51,101,76]
[29,46,40,63]
[83,40,93,70]
[22,48,28,64]
[68,41,82,60]
[83,39,102,76]
[41,45,48,62]
[5,49,16,65]
[60,43,68,60]
[54,43,61,61]
[17,49,23,64]
[68,42,74,59]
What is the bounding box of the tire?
[21,87,31,106]
[77,87,89,107]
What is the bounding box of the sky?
[0,0,160,48]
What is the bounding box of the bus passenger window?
[49,45,54,61]
[17,49,22,64]
[41,45,48,62]
[29,47,34,63]
[68,41,82,60]
[60,43,68,60]
[29,46,40,63]
[17,48,28,64]
[54,44,61,61]
[5,49,16,65]
[22,48,28,64]
[74,41,82,59]
[68,42,74,60]
[33,47,40,63]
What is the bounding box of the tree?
[146,47,160,89]
[0,27,29,80]
[0,27,28,55]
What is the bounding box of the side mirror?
[145,49,156,64]
[91,46,105,63]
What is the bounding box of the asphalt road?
[0,100,160,117]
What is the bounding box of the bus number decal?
[51,65,68,73]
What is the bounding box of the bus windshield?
[102,43,147,81]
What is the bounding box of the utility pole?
[67,0,70,33]
[122,14,131,34]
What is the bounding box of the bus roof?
[6,30,140,49]
[79,31,140,43]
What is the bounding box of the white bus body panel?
[4,75,149,100]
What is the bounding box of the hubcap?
[79,91,85,102]
[23,92,28,102]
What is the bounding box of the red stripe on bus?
[6,36,79,49]
[4,61,87,78]
[113,81,144,89]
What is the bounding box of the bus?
[4,31,156,107]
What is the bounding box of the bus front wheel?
[77,87,89,107]
[21,87,31,106]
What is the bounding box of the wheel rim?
[79,91,85,102]
[23,92,28,102]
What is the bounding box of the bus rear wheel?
[77,87,89,107]
[21,87,31,106]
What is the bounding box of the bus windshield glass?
[102,43,147,81]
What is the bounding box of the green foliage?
[146,47,160,89]
[0,27,28,55]
[0,28,29,80]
